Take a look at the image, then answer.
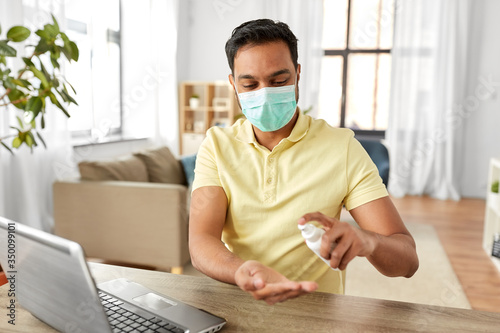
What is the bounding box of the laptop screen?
[0,217,112,332]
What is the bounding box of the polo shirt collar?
[286,109,309,143]
[235,108,310,144]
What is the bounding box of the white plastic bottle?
[298,223,339,271]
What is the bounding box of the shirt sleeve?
[192,131,223,193]
[343,136,388,210]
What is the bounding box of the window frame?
[323,0,395,139]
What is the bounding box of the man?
[189,19,418,305]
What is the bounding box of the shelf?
[484,157,500,273]
[488,192,500,216]
[184,107,231,113]
[179,81,240,155]
[211,108,231,113]
[183,131,206,135]
[184,107,209,112]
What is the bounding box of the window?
[64,0,122,140]
[318,0,395,138]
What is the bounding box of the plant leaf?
[48,91,70,117]
[68,82,76,94]
[12,78,32,89]
[26,131,37,148]
[16,116,24,130]
[36,131,47,149]
[12,137,22,148]
[51,14,60,33]
[43,23,58,39]
[22,57,34,67]
[35,29,50,40]
[25,132,34,147]
[69,41,79,61]
[7,26,31,42]
[50,51,60,69]
[60,32,70,44]
[25,97,43,115]
[34,38,50,53]
[1,141,14,155]
[62,84,77,104]
[4,77,16,89]
[60,44,72,62]
[57,87,77,105]
[0,40,16,57]
[39,60,51,81]
[30,65,50,89]
[7,89,27,109]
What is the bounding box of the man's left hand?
[298,212,377,271]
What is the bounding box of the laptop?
[0,217,226,333]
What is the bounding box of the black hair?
[225,19,299,74]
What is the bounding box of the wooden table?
[1,262,500,332]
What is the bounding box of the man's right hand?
[190,187,317,304]
[234,260,318,305]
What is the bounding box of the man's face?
[229,41,300,102]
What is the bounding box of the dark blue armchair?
[358,139,390,187]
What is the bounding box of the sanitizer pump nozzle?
[298,224,339,271]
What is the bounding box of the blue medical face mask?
[236,81,297,132]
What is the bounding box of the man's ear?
[296,64,301,83]
[229,74,235,89]
[229,73,242,110]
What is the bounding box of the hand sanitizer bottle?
[298,223,339,271]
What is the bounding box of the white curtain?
[386,0,473,200]
[151,0,180,153]
[120,0,180,155]
[264,0,324,115]
[0,0,73,230]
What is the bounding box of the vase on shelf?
[189,96,200,109]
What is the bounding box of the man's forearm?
[189,233,245,285]
[367,232,419,278]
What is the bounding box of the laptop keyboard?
[99,291,186,333]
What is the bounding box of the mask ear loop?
[233,79,239,95]
[233,77,240,96]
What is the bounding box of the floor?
[390,195,500,313]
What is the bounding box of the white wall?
[461,0,500,198]
[177,0,265,82]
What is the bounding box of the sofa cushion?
[78,156,149,182]
[180,154,197,188]
[134,146,186,184]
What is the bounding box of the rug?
[344,220,471,309]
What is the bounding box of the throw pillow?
[134,146,186,184]
[180,154,197,188]
[79,156,149,182]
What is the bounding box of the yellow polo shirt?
[192,111,388,294]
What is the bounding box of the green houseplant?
[0,15,79,153]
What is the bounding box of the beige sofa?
[53,147,195,273]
